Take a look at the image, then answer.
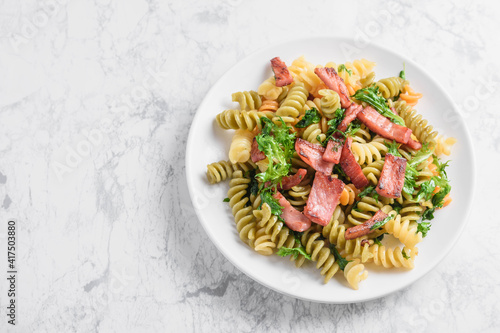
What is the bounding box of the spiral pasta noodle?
[394,100,438,147]
[375,77,407,99]
[288,56,324,96]
[343,259,368,290]
[435,135,457,156]
[253,203,284,243]
[318,89,341,118]
[228,129,254,164]
[232,90,262,110]
[367,245,416,269]
[351,141,386,165]
[259,99,279,113]
[300,228,341,284]
[274,82,309,124]
[216,109,273,131]
[206,160,257,184]
[339,184,358,206]
[362,159,385,185]
[286,184,311,209]
[227,171,256,244]
[258,76,284,100]
[346,196,385,226]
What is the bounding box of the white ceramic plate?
[185,37,475,303]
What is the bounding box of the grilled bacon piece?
[345,210,389,240]
[340,137,369,189]
[273,192,311,232]
[405,137,422,150]
[314,67,352,108]
[375,153,407,199]
[357,106,412,144]
[265,169,308,190]
[270,57,293,87]
[295,138,334,175]
[251,138,266,162]
[303,173,344,226]
[322,139,343,164]
[338,103,363,132]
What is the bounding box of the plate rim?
[185,36,476,304]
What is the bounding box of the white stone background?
[0,0,499,332]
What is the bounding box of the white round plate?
[185,37,475,303]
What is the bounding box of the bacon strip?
[405,138,422,150]
[265,169,307,190]
[303,173,344,226]
[345,210,389,240]
[375,153,407,199]
[295,138,334,175]
[338,103,363,132]
[250,138,266,162]
[323,139,343,164]
[340,137,369,189]
[357,106,412,144]
[314,67,352,108]
[273,192,311,232]
[270,57,293,87]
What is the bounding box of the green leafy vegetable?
[255,117,296,184]
[402,164,418,197]
[408,143,432,168]
[417,221,431,237]
[260,188,284,219]
[295,107,321,128]
[432,154,450,178]
[223,198,230,202]
[277,246,312,260]
[370,214,394,230]
[338,64,352,76]
[385,140,401,157]
[351,86,405,126]
[277,231,312,260]
[392,201,403,214]
[402,249,410,260]
[399,63,406,80]
[333,164,349,183]
[248,169,259,196]
[330,245,351,271]
[358,186,376,198]
[374,234,385,246]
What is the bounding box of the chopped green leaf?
[295,107,321,128]
[402,164,418,197]
[333,164,349,183]
[358,185,376,198]
[223,198,230,202]
[260,188,284,220]
[408,143,432,168]
[385,140,402,157]
[338,64,352,76]
[351,86,405,126]
[255,117,296,184]
[402,249,410,260]
[432,154,450,178]
[370,214,394,230]
[415,178,436,202]
[417,221,432,237]
[329,244,351,271]
[277,246,312,260]
[399,63,406,80]
[374,233,385,246]
[392,202,403,214]
[345,120,361,137]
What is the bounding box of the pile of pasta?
[206,56,456,290]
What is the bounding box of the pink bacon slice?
[303,173,345,226]
[273,192,311,232]
[338,103,363,132]
[270,57,293,87]
[340,137,369,189]
[375,153,407,199]
[344,210,389,240]
[405,138,422,150]
[322,139,343,164]
[314,67,352,108]
[265,169,308,190]
[357,106,412,144]
[295,138,334,175]
[250,138,266,163]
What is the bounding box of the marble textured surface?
[0,0,499,332]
